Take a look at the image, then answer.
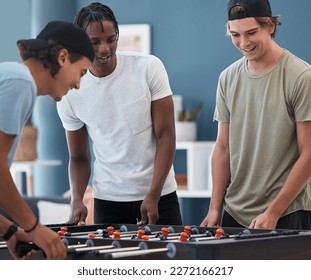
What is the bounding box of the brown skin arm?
[249,121,311,229]
[65,126,91,225]
[138,96,176,225]
[200,122,230,227]
[0,131,36,228]
[0,215,36,260]
[0,131,66,260]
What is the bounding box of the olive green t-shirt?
[215,50,311,227]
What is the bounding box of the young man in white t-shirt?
[57,3,182,226]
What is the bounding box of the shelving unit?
[175,141,215,198]
[177,189,212,198]
[10,160,62,196]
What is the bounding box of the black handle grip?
[16,242,42,256]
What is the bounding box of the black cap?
[228,0,272,20]
[17,20,95,62]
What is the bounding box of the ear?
[269,25,275,36]
[57,48,69,66]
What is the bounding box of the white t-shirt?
[57,52,177,201]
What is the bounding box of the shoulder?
[117,51,163,65]
[0,62,36,98]
[278,51,311,86]
[282,50,311,72]
[219,57,244,81]
[0,62,32,81]
[117,52,167,77]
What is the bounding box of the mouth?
[97,54,111,61]
[243,46,256,52]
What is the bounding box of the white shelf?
[177,189,211,198]
[10,160,62,196]
[176,141,215,149]
[175,141,215,194]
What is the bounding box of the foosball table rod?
[103,242,176,259]
[0,241,7,249]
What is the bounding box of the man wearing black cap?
[0,20,94,259]
[201,0,311,230]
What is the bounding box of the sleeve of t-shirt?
[148,55,173,101]
[292,69,311,122]
[56,96,85,131]
[0,79,34,135]
[213,72,230,123]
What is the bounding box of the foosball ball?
[1,223,311,260]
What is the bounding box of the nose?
[239,35,250,48]
[98,41,110,53]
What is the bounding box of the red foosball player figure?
[215,228,225,239]
[179,232,189,242]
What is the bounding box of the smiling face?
[49,49,91,101]
[85,20,118,77]
[228,17,274,63]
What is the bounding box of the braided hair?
[74,2,119,39]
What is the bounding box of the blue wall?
[0,0,31,62]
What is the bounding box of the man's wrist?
[1,222,18,241]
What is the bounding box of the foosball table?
[1,223,311,259]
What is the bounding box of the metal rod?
[72,244,115,253]
[98,246,141,254]
[110,247,169,259]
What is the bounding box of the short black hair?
[74,2,119,39]
[17,42,83,77]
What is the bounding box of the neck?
[90,55,117,77]
[23,59,51,95]
[247,43,284,74]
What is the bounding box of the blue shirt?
[0,62,36,165]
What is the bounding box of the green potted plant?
[175,103,202,142]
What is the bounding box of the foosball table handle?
[15,242,42,257]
